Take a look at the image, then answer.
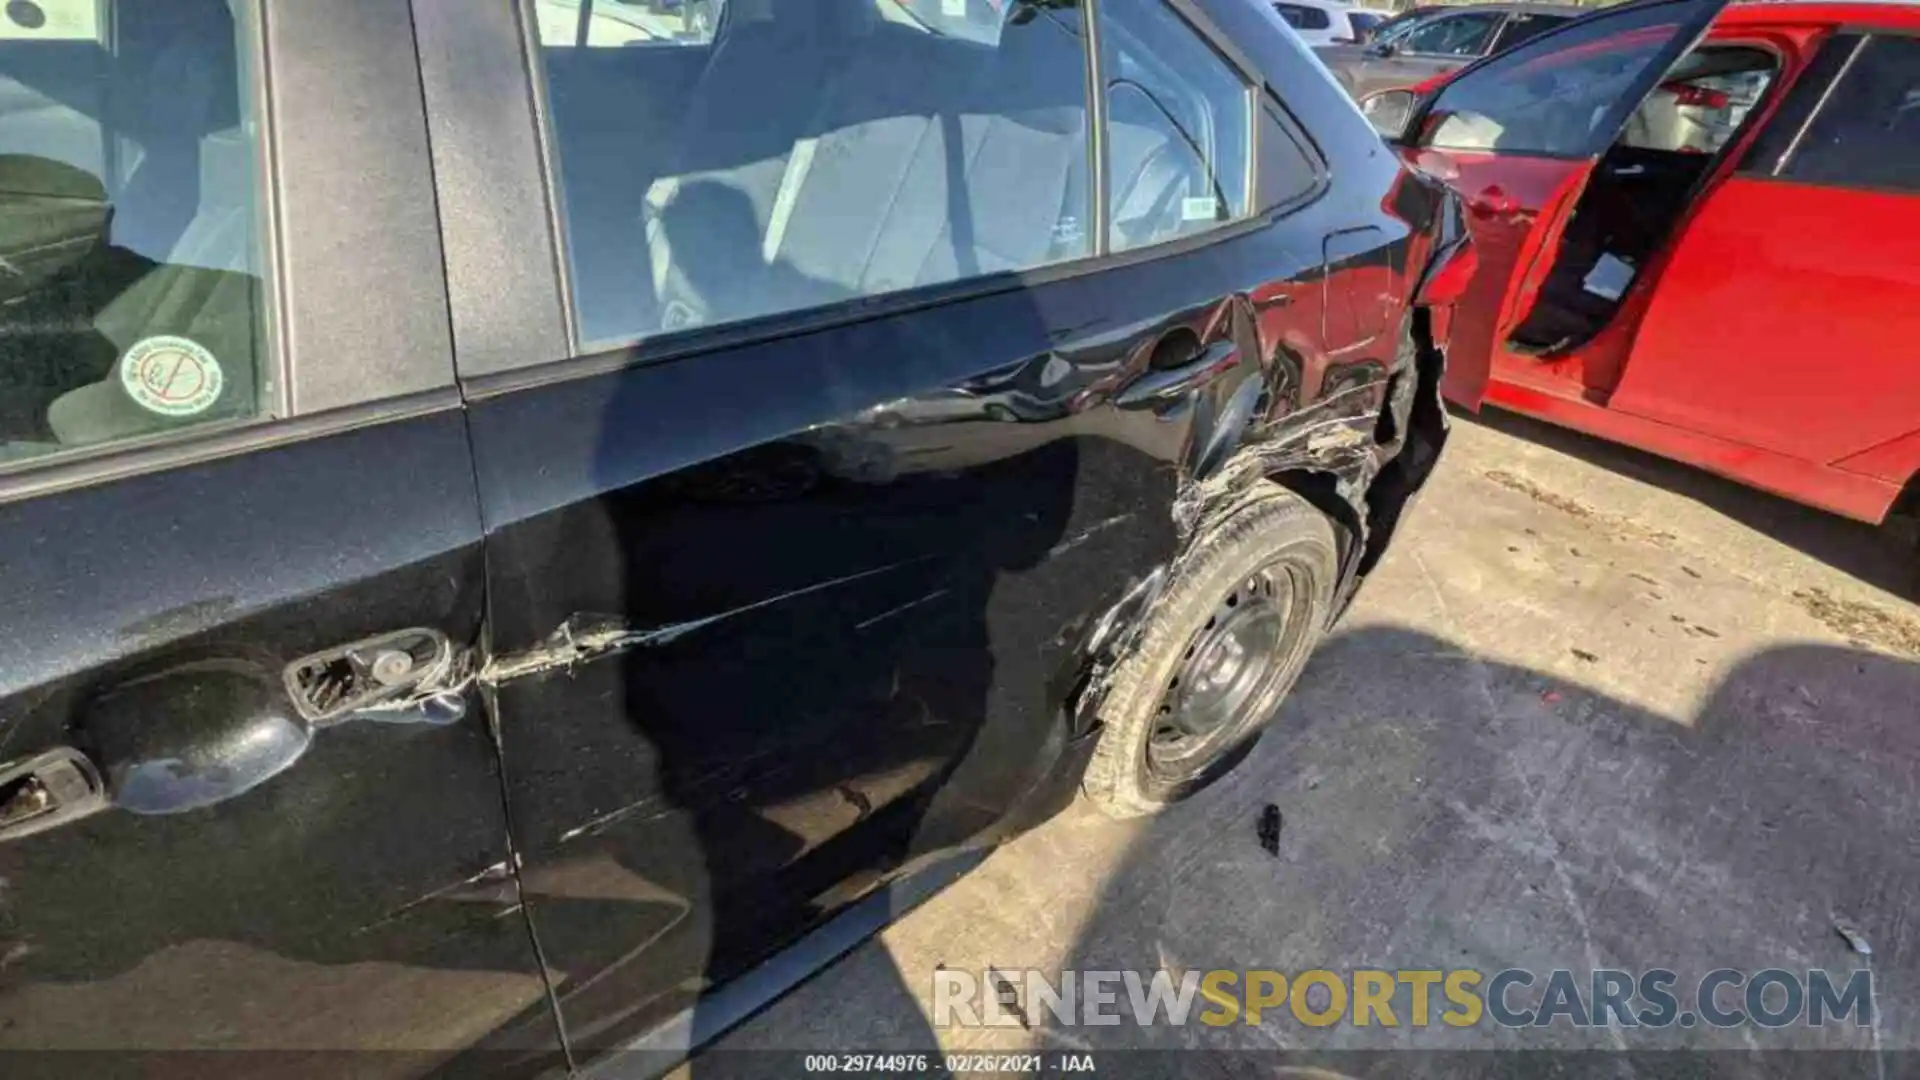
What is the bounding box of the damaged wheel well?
[1267,308,1448,594]
[1266,469,1362,566]
[1353,307,1448,580]
[1070,310,1449,731]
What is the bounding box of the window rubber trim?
[1084,0,1112,258]
[0,389,464,508]
[459,204,1292,403]
[517,0,582,359]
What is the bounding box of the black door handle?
[1115,341,1241,410]
[0,748,109,844]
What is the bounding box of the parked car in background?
[1362,4,1447,43]
[1363,0,1920,524]
[1318,2,1583,98]
[0,0,1475,1073]
[1274,0,1384,45]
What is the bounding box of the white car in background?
[1271,0,1383,45]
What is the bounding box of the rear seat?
[646,0,1091,333]
[642,0,871,329]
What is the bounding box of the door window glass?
[1489,13,1572,53]
[1779,36,1920,193]
[0,0,268,468]
[1619,47,1776,155]
[1274,4,1331,32]
[536,0,1093,347]
[1375,11,1440,46]
[1419,4,1697,156]
[1097,0,1252,253]
[1399,12,1501,57]
[534,0,724,47]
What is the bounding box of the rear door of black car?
[0,1,556,1073]
[415,0,1392,1063]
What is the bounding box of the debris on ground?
[1258,805,1283,855]
[1483,470,1678,544]
[1793,586,1920,658]
[1571,648,1600,664]
[1682,565,1703,579]
[1835,922,1874,956]
[1485,470,1594,519]
[988,968,1031,1028]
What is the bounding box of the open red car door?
[1389,0,1731,407]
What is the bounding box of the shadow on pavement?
[1031,625,1919,1073]
[700,621,1920,1077]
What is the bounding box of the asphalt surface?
[698,407,1920,1074]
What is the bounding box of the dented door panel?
[461,188,1441,1060]
[422,0,1455,1062]
[0,415,562,1076]
[466,264,1212,1055]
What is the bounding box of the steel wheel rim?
[1147,561,1307,777]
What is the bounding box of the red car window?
[1417,4,1702,157]
[1777,35,1920,192]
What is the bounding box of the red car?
[1363,0,1920,524]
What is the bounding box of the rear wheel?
[1081,486,1339,819]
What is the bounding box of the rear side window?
[1777,36,1920,194]
[0,0,269,468]
[1399,12,1502,57]
[1257,99,1321,212]
[535,0,1094,347]
[1275,4,1331,32]
[1097,0,1252,254]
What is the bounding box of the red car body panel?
[1610,179,1920,467]
[1416,2,1920,523]
[1413,150,1588,402]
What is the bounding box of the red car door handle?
[1467,186,1519,217]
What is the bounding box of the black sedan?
[0,0,1475,1073]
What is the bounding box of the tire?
[1081,486,1340,819]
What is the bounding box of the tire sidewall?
[1084,492,1339,817]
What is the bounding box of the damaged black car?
[0,0,1475,1073]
